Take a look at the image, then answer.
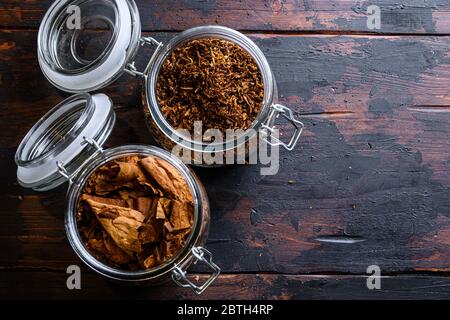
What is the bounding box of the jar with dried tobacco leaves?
[16,93,219,294]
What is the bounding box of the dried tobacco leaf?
[139,222,162,244]
[169,201,193,231]
[140,156,192,202]
[80,194,128,207]
[77,155,195,271]
[134,197,155,220]
[156,200,167,220]
[156,38,264,134]
[142,254,157,269]
[87,232,134,265]
[85,199,145,255]
[86,158,149,195]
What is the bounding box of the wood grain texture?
[0,0,449,34]
[1,1,450,299]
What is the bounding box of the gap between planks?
[1,266,450,277]
[407,105,450,113]
[0,25,449,37]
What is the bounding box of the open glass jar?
[143,26,304,157]
[15,93,220,294]
[37,0,304,163]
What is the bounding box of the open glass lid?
[37,0,141,93]
[15,94,115,191]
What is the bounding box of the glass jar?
[15,93,220,294]
[37,0,304,164]
[143,26,304,159]
[37,0,142,92]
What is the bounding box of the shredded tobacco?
[76,155,194,270]
[156,38,264,134]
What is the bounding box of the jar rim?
[37,0,141,93]
[15,93,116,191]
[38,0,119,75]
[15,93,93,167]
[145,25,274,153]
[65,145,206,281]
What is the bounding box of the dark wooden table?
[1,1,450,300]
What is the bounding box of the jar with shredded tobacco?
[142,26,304,166]
[35,1,303,166]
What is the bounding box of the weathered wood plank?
[1,271,450,300]
[0,0,449,34]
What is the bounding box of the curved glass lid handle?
[38,0,141,93]
[15,93,115,191]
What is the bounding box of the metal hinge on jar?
[171,247,221,294]
[125,37,164,78]
[262,104,304,151]
[56,136,104,185]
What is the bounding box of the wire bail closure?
[262,104,304,151]
[171,247,221,295]
[125,37,163,78]
[56,136,104,185]
[56,161,73,185]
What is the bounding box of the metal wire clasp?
[81,136,103,153]
[56,137,103,185]
[125,37,163,78]
[171,247,221,295]
[262,104,304,151]
[56,161,73,185]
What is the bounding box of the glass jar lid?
[37,0,141,93]
[15,93,115,191]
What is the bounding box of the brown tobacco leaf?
[89,176,134,196]
[86,199,145,255]
[142,254,157,269]
[113,161,146,182]
[118,189,148,200]
[137,198,165,244]
[78,155,194,271]
[169,201,193,231]
[87,233,134,265]
[139,182,163,197]
[87,158,149,196]
[156,38,264,134]
[80,194,128,207]
[141,246,165,269]
[134,197,155,220]
[160,235,185,261]
[156,200,167,220]
[139,222,162,244]
[158,198,173,217]
[166,228,192,241]
[140,156,192,202]
[102,235,134,263]
[164,220,174,233]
